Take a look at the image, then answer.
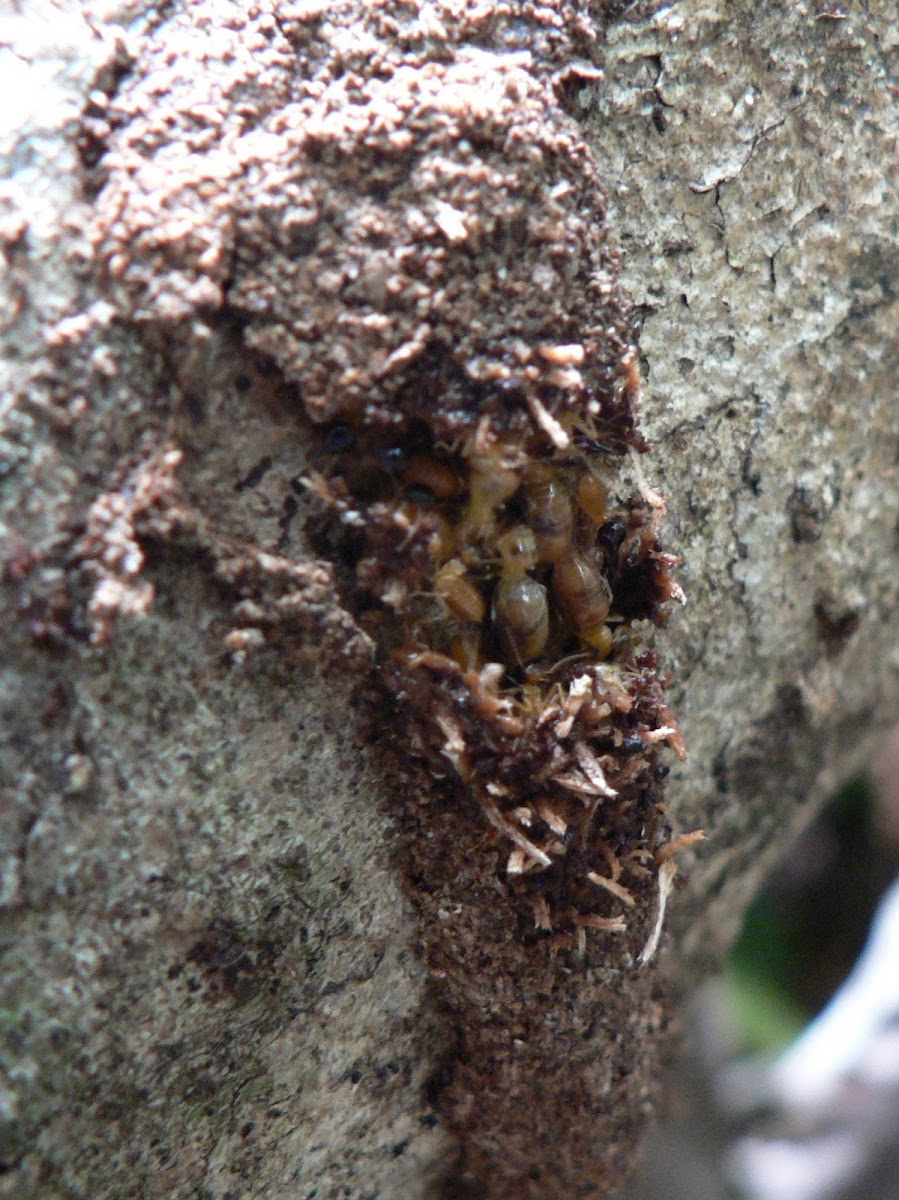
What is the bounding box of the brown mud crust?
[72,439,374,667]
[88,2,691,1195]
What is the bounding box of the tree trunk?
[1,2,895,1198]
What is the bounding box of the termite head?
[496,525,539,579]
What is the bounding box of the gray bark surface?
[0,2,896,1198]
[593,2,898,967]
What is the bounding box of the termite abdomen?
[493,577,549,663]
[525,468,573,563]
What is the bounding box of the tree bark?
[1,2,896,1198]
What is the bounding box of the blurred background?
[626,726,899,1200]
